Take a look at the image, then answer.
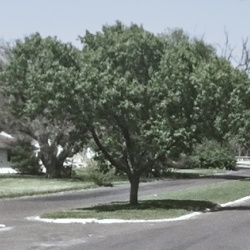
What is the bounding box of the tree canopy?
[1,33,84,177]
[1,23,249,204]
[76,22,169,204]
[74,23,246,204]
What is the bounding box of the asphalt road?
[1,169,250,250]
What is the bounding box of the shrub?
[189,140,236,170]
[11,141,42,175]
[84,159,115,187]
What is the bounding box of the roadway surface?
[1,169,250,250]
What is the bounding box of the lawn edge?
[28,211,202,224]
[28,195,250,224]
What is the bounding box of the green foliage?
[79,22,171,171]
[189,140,236,170]
[1,33,80,118]
[11,141,41,175]
[153,33,240,152]
[84,160,115,187]
[1,23,248,203]
[78,22,168,204]
[226,73,250,150]
[1,33,84,178]
[77,23,245,204]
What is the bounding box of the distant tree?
[189,139,236,170]
[215,33,250,153]
[226,70,250,152]
[0,41,13,131]
[155,31,244,148]
[1,33,85,178]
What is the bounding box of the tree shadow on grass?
[76,199,218,213]
[213,205,250,212]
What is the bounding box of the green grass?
[43,199,217,220]
[151,179,250,204]
[43,179,250,220]
[0,177,96,198]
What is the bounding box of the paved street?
[1,170,250,250]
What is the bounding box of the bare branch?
[219,30,236,62]
[237,37,250,73]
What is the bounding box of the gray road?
[1,170,250,250]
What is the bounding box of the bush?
[188,140,236,170]
[84,159,115,187]
[11,141,42,175]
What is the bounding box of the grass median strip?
[42,179,250,220]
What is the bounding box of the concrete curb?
[220,195,250,207]
[28,212,202,224]
[27,196,250,225]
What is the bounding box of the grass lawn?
[151,179,250,204]
[43,179,250,220]
[0,176,96,198]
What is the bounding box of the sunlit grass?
[43,179,250,220]
[152,179,250,204]
[0,177,96,198]
[43,199,216,220]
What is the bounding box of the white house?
[0,133,17,173]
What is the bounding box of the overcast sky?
[0,0,249,58]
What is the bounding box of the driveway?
[1,169,250,250]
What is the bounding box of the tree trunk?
[40,144,69,178]
[41,154,61,178]
[46,165,57,178]
[129,174,140,205]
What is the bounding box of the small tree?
[78,23,184,205]
[11,140,41,175]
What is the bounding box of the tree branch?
[90,126,128,173]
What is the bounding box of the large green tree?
[76,24,246,205]
[1,33,83,177]
[154,31,242,150]
[77,23,194,205]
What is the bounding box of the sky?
[0,0,249,59]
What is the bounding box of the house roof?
[0,134,16,149]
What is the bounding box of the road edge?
[27,196,250,225]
